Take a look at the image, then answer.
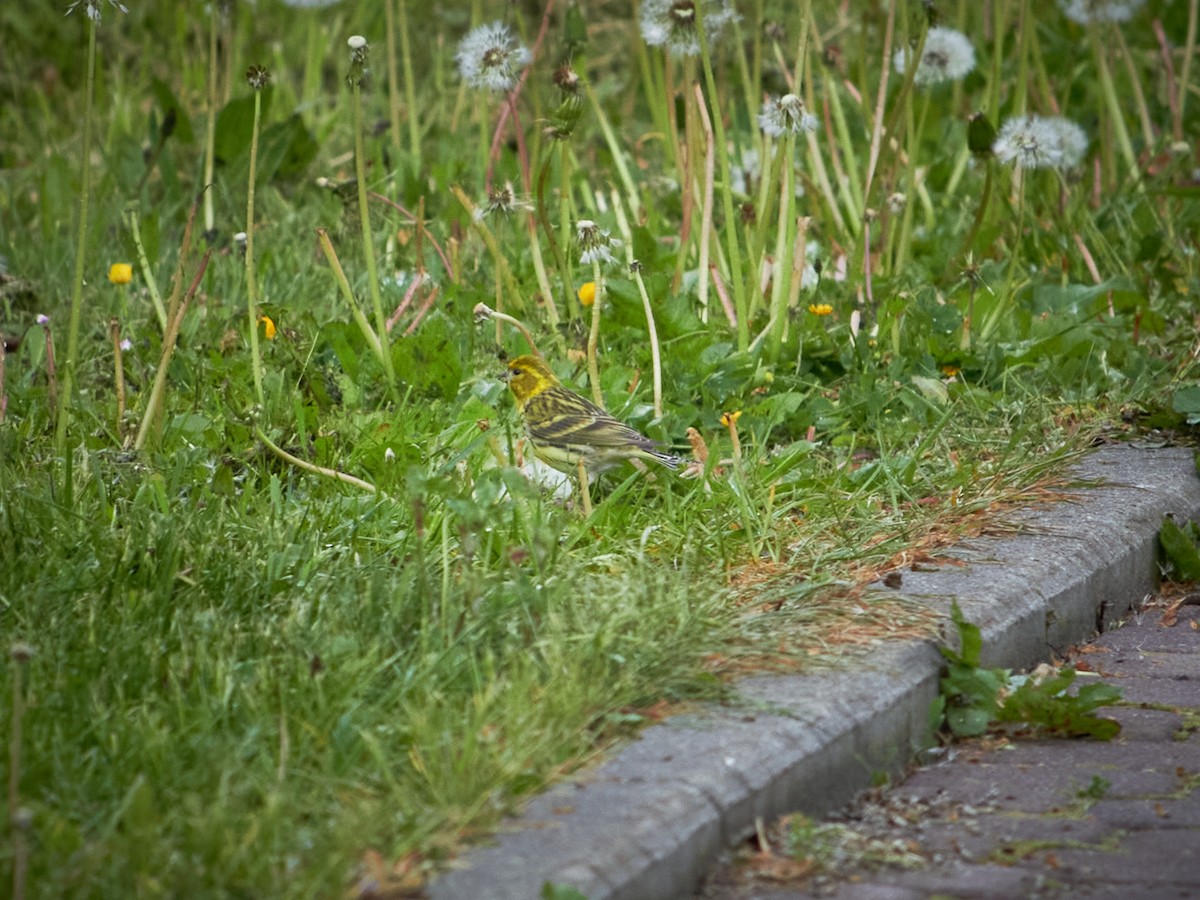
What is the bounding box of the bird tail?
[651,450,681,470]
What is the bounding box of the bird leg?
[577,459,593,517]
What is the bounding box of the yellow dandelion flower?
[719,410,742,428]
[108,263,133,285]
[808,303,833,316]
[260,315,277,340]
[577,281,597,307]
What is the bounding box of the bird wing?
[524,387,658,451]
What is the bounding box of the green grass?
[1,0,1198,895]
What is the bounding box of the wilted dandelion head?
[346,36,369,86]
[65,0,128,24]
[245,65,270,91]
[758,94,819,138]
[639,0,738,57]
[893,26,976,86]
[475,183,535,220]
[575,219,620,267]
[456,21,531,92]
[1058,0,1146,24]
[993,114,1088,170]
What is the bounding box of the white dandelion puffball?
[456,21,531,92]
[893,27,976,86]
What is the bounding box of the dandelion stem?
[257,427,377,493]
[612,190,663,419]
[767,134,795,361]
[695,7,749,351]
[584,80,641,220]
[245,85,266,409]
[398,0,422,173]
[384,0,404,152]
[55,15,97,477]
[316,228,385,366]
[109,318,126,445]
[352,79,399,392]
[586,261,605,409]
[134,250,211,452]
[693,83,716,326]
[124,207,169,333]
[203,7,218,235]
[1180,0,1199,130]
[1087,23,1141,185]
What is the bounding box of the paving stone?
[429,446,1200,900]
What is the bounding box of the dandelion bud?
[967,112,997,156]
[347,36,369,86]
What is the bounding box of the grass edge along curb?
[428,443,1200,900]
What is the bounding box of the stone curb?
[428,444,1200,900]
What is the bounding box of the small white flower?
[1059,0,1146,24]
[640,0,738,57]
[36,314,50,326]
[233,232,248,243]
[347,35,367,51]
[65,0,127,24]
[894,27,976,86]
[758,94,819,138]
[456,22,531,93]
[384,447,396,463]
[120,338,133,351]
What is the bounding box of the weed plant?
[1,0,1198,895]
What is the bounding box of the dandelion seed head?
[993,114,1088,170]
[575,220,620,267]
[992,115,1062,169]
[1058,0,1146,24]
[347,35,367,51]
[456,22,531,93]
[1042,116,1088,168]
[475,183,535,220]
[245,65,270,91]
[65,0,127,25]
[758,94,819,138]
[893,27,976,86]
[640,0,738,57]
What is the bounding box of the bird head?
[502,354,560,403]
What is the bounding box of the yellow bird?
[502,354,677,512]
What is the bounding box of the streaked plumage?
[502,354,678,475]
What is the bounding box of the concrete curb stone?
[428,444,1200,900]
